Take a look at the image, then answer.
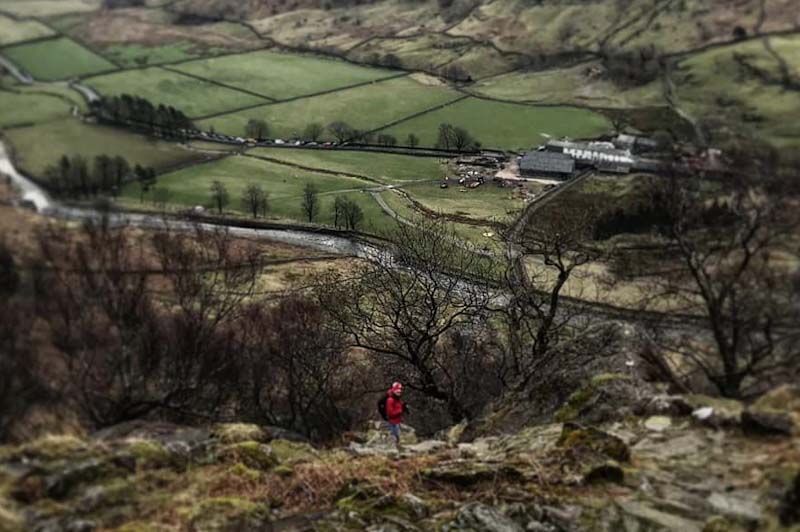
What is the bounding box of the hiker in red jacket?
[386,382,406,449]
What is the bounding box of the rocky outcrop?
[2,385,799,531]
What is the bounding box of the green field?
[403,181,523,221]
[172,49,398,100]
[6,118,204,176]
[0,89,72,127]
[121,154,397,230]
[0,0,101,17]
[1,37,115,81]
[248,147,445,184]
[100,42,220,68]
[471,62,663,108]
[85,67,269,118]
[0,14,54,46]
[199,76,461,138]
[675,36,800,149]
[382,97,612,151]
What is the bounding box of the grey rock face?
[445,503,524,532]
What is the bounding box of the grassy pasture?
[674,36,800,149]
[0,89,72,127]
[248,147,445,184]
[171,49,397,101]
[382,97,612,151]
[6,118,204,176]
[0,0,101,17]
[85,67,268,118]
[0,14,54,46]
[471,62,663,108]
[198,76,461,138]
[100,42,222,67]
[2,37,115,80]
[121,154,396,230]
[403,181,523,221]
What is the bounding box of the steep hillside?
[1,385,799,531]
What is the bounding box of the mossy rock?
[555,373,632,423]
[421,461,524,487]
[78,477,135,513]
[217,442,277,471]
[44,457,128,500]
[124,439,176,470]
[189,497,269,531]
[268,439,317,465]
[557,423,630,462]
[211,424,269,444]
[273,464,294,478]
[0,435,89,462]
[684,394,743,420]
[335,482,425,523]
[229,463,261,482]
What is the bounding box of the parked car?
[274,139,285,145]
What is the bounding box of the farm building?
[519,151,575,179]
[545,139,634,174]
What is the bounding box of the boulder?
[743,384,800,436]
[268,439,318,464]
[554,373,635,424]
[643,416,672,432]
[684,395,743,428]
[635,394,693,417]
[556,423,630,462]
[706,491,762,524]
[44,458,127,500]
[741,410,794,436]
[444,503,523,532]
[216,442,277,470]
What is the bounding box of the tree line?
[242,118,474,151]
[93,94,194,137]
[44,153,156,200]
[206,180,365,231]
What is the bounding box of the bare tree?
[241,183,269,218]
[328,121,355,143]
[245,118,270,140]
[303,123,324,142]
[317,219,496,422]
[236,296,356,440]
[210,180,229,214]
[0,240,47,441]
[34,217,263,427]
[302,183,320,222]
[634,176,800,398]
[499,207,607,392]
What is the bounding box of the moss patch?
[555,374,632,422]
[269,439,317,465]
[217,442,277,470]
[189,497,269,531]
[211,423,268,444]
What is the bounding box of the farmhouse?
[545,139,634,174]
[519,151,575,179]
